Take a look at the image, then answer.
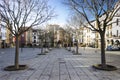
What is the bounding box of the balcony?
[112,35,120,39]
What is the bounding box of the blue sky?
[48,0,70,26]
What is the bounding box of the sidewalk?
[0,48,120,80]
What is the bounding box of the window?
[34,36,36,39]
[117,30,118,37]
[34,40,36,43]
[116,19,119,25]
[110,31,112,37]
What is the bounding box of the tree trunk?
[100,33,106,68]
[41,46,43,54]
[41,44,44,54]
[41,39,44,54]
[76,40,78,54]
[15,35,19,69]
[69,42,71,51]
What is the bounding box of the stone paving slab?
[0,48,120,80]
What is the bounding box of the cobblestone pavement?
[0,47,120,80]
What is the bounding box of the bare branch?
[0,0,55,36]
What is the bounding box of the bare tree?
[66,0,120,70]
[0,0,54,70]
[64,25,73,51]
[66,13,85,54]
[38,29,45,55]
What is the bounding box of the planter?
[92,64,117,71]
[37,53,46,55]
[4,65,28,71]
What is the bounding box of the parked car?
[106,45,120,51]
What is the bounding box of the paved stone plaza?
[0,47,120,80]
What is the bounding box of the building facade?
[80,13,120,48]
[46,24,69,47]
[0,25,7,48]
[32,29,40,46]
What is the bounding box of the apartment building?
[78,21,96,47]
[26,28,32,46]
[46,24,69,47]
[80,14,120,48]
[83,27,96,47]
[110,13,120,46]
[32,29,39,46]
[103,9,120,48]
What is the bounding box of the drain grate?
[27,68,35,71]
[58,58,66,63]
